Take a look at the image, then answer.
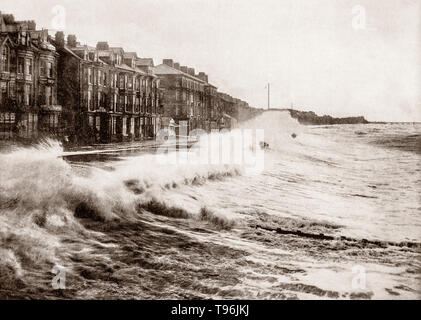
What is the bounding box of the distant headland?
[266,108,369,125]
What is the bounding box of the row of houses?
[0,11,255,144]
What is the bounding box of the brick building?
[54,34,161,143]
[0,12,61,140]
[154,59,217,135]
[1,10,255,145]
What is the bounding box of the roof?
[0,34,14,48]
[109,47,124,54]
[38,41,56,52]
[73,44,95,51]
[153,64,206,83]
[136,58,154,67]
[205,82,217,89]
[61,45,83,60]
[124,52,138,59]
[116,63,136,72]
[97,50,112,57]
[134,67,148,76]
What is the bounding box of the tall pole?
[267,83,270,110]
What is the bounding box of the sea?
[0,110,420,299]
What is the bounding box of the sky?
[1,0,420,122]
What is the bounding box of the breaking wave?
[0,112,420,299]
[0,131,248,295]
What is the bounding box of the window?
[113,94,117,111]
[17,85,24,104]
[119,75,124,88]
[40,61,46,77]
[119,95,124,110]
[47,62,53,78]
[87,91,92,110]
[88,68,92,84]
[45,86,52,106]
[17,57,24,74]
[26,59,32,75]
[0,46,9,72]
[24,84,31,105]
[136,97,140,111]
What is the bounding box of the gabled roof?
[0,34,15,48]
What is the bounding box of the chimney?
[55,31,65,48]
[27,20,36,30]
[188,68,195,76]
[174,62,180,70]
[96,41,109,50]
[198,72,208,83]
[163,59,174,67]
[180,66,188,74]
[2,14,15,25]
[67,35,77,48]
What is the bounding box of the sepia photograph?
[0,0,420,307]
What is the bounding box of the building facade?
[154,59,215,135]
[54,34,161,144]
[1,10,253,145]
[0,12,61,140]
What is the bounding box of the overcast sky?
[2,0,420,121]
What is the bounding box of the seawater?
[0,111,420,299]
